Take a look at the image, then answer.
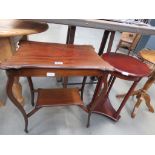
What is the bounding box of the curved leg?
[27,107,41,118]
[0,101,4,107]
[0,37,24,106]
[143,93,154,113]
[87,74,108,128]
[131,96,142,118]
[27,77,34,106]
[89,76,104,105]
[6,73,28,133]
[116,89,140,98]
[12,77,24,105]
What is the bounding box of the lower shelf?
[36,88,84,107]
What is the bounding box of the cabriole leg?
[6,72,28,133]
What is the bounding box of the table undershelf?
[36,88,84,108]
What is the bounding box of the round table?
[131,50,155,117]
[0,19,48,106]
[117,50,155,118]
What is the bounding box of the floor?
[0,24,155,135]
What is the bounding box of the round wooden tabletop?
[139,50,155,64]
[102,53,151,77]
[0,20,48,37]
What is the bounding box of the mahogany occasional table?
[0,20,48,105]
[0,41,113,132]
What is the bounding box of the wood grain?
[0,20,48,106]
[36,88,83,107]
[0,19,48,37]
[102,53,151,77]
[139,50,155,64]
[0,41,113,72]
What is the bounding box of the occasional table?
[0,41,113,132]
[0,20,48,105]
[130,50,155,118]
[31,19,155,119]
[32,19,155,87]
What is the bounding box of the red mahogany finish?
[1,41,112,71]
[102,53,151,77]
[87,52,151,126]
[1,41,112,132]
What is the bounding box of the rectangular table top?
[0,41,113,72]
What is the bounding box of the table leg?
[98,30,110,55]
[131,72,155,117]
[6,73,28,133]
[117,71,155,118]
[88,75,140,122]
[66,26,76,44]
[61,26,77,88]
[0,101,4,107]
[89,75,119,121]
[87,73,109,127]
[0,37,24,105]
[90,31,115,81]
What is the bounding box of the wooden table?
[31,19,155,56]
[131,50,155,117]
[32,19,155,118]
[33,19,155,35]
[0,20,48,106]
[0,41,113,132]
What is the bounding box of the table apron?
[6,68,107,77]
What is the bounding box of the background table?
[131,50,155,117]
[0,20,48,106]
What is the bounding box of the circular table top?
[139,50,155,64]
[0,20,48,37]
[102,53,151,77]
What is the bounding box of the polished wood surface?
[117,50,155,118]
[1,41,113,71]
[0,37,24,105]
[3,41,113,132]
[0,20,48,106]
[87,52,151,123]
[102,53,151,77]
[36,88,83,107]
[0,20,48,37]
[131,50,155,117]
[139,50,155,64]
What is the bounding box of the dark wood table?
[27,19,155,120]
[118,50,155,118]
[0,40,113,132]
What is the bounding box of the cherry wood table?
[0,41,113,132]
[32,20,155,86]
[0,20,48,106]
[117,50,155,118]
[29,19,155,119]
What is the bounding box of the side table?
[117,50,155,118]
[0,41,113,132]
